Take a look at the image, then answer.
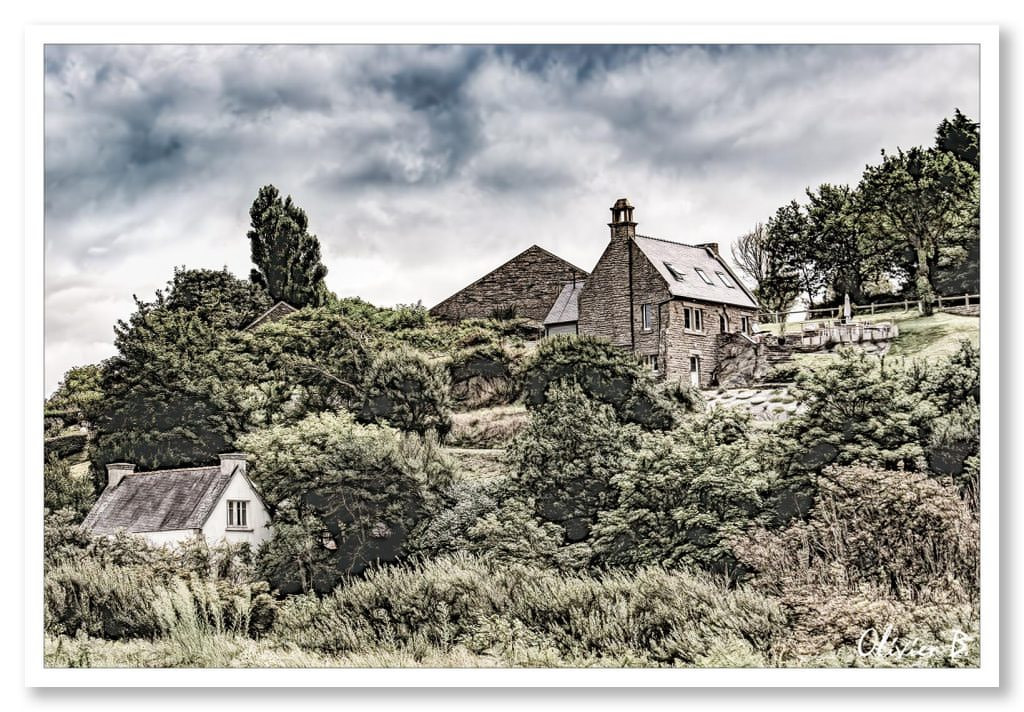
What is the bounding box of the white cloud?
[44,43,979,393]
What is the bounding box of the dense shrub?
[447,342,521,409]
[359,346,452,435]
[44,433,88,460]
[519,336,673,429]
[505,382,639,547]
[239,412,455,591]
[592,408,773,574]
[43,457,95,519]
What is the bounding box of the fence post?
[903,299,908,312]
[965,293,970,306]
[937,295,943,308]
[870,303,876,315]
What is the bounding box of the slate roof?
[633,235,758,309]
[82,466,235,535]
[544,280,585,325]
[243,301,298,331]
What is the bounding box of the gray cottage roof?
[543,280,585,325]
[82,466,235,535]
[243,301,298,331]
[633,235,758,309]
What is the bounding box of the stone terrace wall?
[430,245,588,324]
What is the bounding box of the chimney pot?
[218,452,248,477]
[105,462,135,489]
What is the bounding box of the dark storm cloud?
[43,43,979,392]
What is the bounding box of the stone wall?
[430,245,587,324]
[662,301,759,387]
[577,232,634,346]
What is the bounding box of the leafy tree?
[90,269,269,481]
[44,455,95,519]
[935,108,980,170]
[247,185,329,308]
[238,411,452,591]
[804,183,893,304]
[858,146,978,314]
[732,221,801,321]
[359,346,453,436]
[505,382,638,546]
[247,304,372,426]
[765,200,824,308]
[519,335,673,429]
[592,408,771,575]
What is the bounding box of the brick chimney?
[697,242,720,256]
[608,198,637,241]
[218,452,248,478]
[106,463,135,489]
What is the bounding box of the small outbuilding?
[82,453,273,548]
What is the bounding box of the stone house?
[430,245,589,325]
[430,198,762,387]
[572,199,760,387]
[82,453,273,548]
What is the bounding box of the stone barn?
[430,245,588,325]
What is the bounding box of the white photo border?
[24,23,1000,688]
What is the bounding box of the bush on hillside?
[518,336,673,429]
[359,346,453,436]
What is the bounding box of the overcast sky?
[43,43,979,393]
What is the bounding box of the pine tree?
[247,185,329,308]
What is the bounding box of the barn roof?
[243,301,297,331]
[82,465,235,535]
[544,280,585,325]
[633,235,758,309]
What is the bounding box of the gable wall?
[201,471,274,547]
[430,247,587,323]
[577,236,672,353]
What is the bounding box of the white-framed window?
[694,267,715,285]
[641,303,653,331]
[227,500,249,529]
[740,316,751,334]
[716,271,735,288]
[683,306,704,333]
[641,354,660,374]
[689,355,701,387]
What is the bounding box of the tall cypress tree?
[247,185,329,308]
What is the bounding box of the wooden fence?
[757,293,980,326]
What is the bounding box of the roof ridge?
[635,233,696,248]
[126,464,220,478]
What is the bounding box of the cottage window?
[716,271,735,288]
[695,267,715,285]
[689,355,701,387]
[740,316,751,334]
[227,500,249,529]
[641,303,653,331]
[664,262,685,281]
[641,354,660,373]
[683,306,703,333]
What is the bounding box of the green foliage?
[44,456,95,519]
[519,335,672,429]
[272,554,786,666]
[360,346,452,436]
[44,433,88,460]
[46,364,104,425]
[858,146,978,313]
[505,382,637,547]
[448,342,522,409]
[247,304,371,426]
[239,412,453,590]
[592,409,773,574]
[90,268,272,477]
[247,185,329,308]
[777,349,925,518]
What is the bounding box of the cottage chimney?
[106,463,135,489]
[608,198,637,241]
[218,452,248,478]
[697,242,720,256]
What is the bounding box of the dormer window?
[664,262,685,281]
[694,267,715,285]
[716,271,735,288]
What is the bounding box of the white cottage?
[82,453,273,548]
